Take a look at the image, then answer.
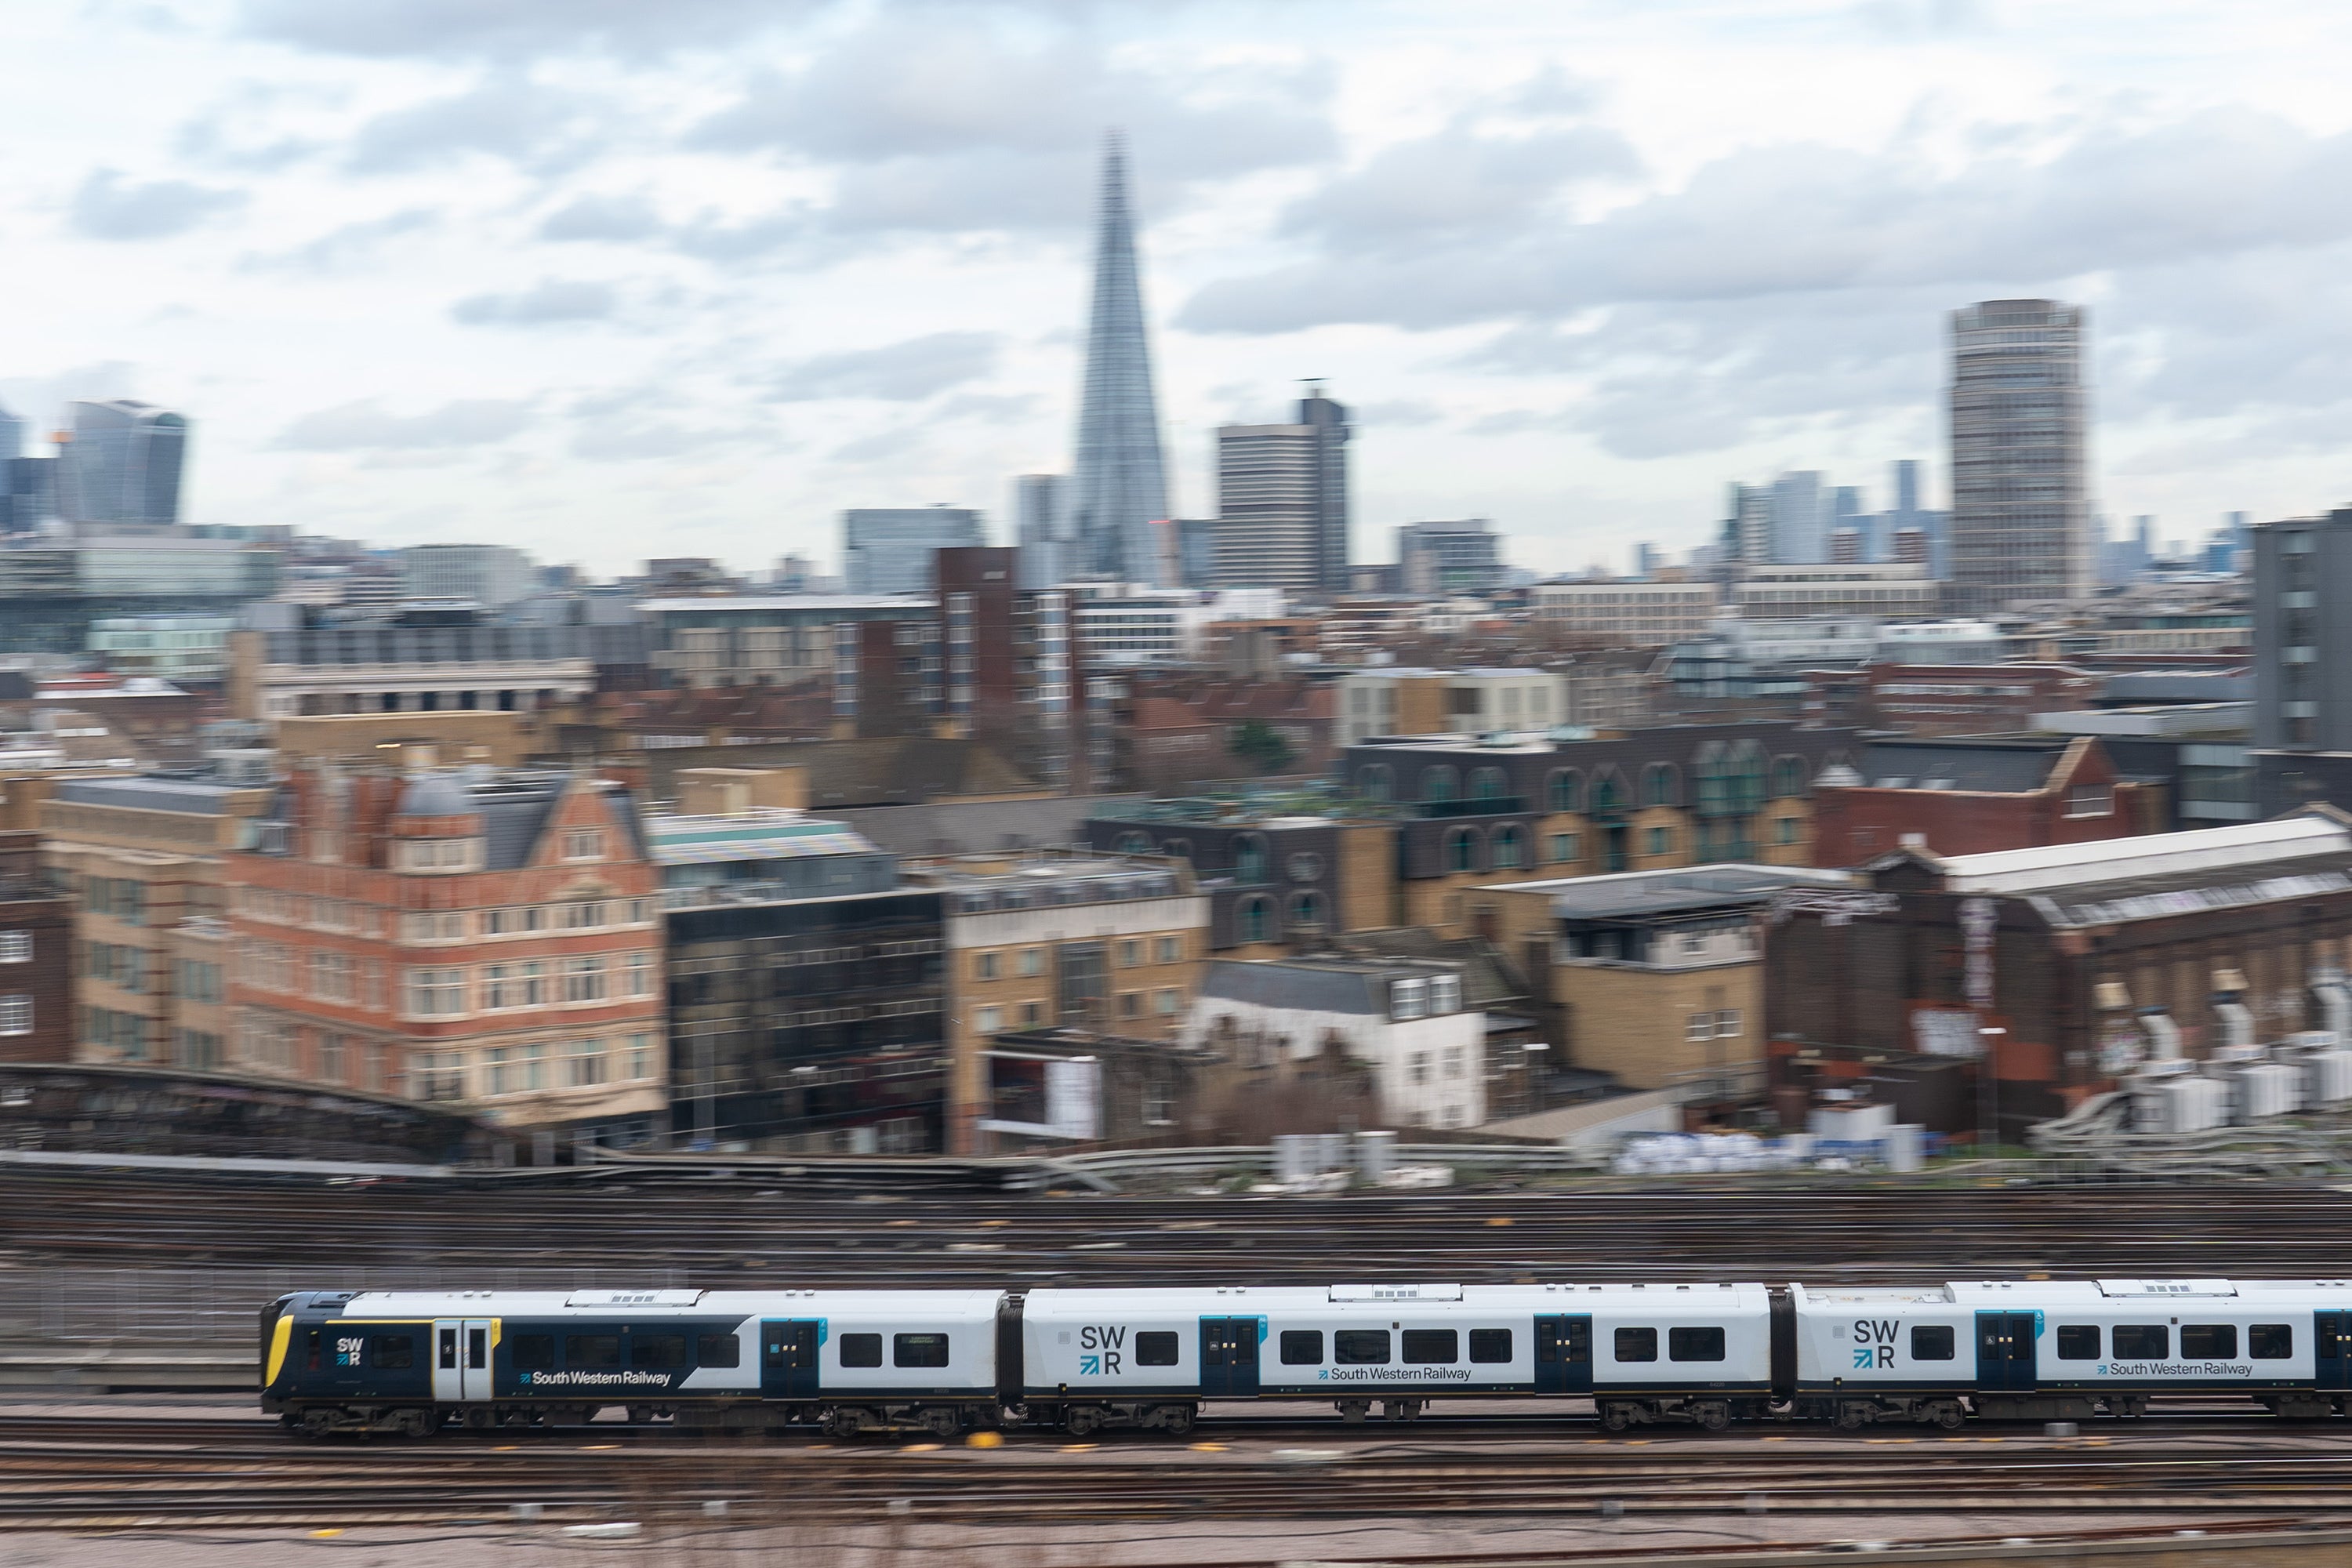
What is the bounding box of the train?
[260,1275,2352,1437]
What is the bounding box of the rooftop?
[1846,735,2080,794]
[1198,954,1465,1016]
[53,775,264,815]
[641,808,878,866]
[637,595,931,613]
[1478,863,1853,920]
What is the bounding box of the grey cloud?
[0,363,140,430]
[539,193,663,242]
[769,332,1001,402]
[68,169,245,241]
[827,428,923,466]
[1466,409,1569,437]
[1280,122,1639,249]
[451,278,618,326]
[242,209,437,273]
[1352,399,1444,427]
[935,390,1041,423]
[344,80,599,175]
[240,0,823,60]
[277,398,532,451]
[1182,107,2352,336]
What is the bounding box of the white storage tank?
[2238,1061,2303,1121]
[2160,1072,2229,1134]
[2285,1030,2352,1108]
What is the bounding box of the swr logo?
[1853,1319,1897,1370]
[1080,1325,1126,1376]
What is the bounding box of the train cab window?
[2180,1324,2237,1359]
[1668,1327,1725,1363]
[1615,1327,1658,1363]
[1280,1330,1324,1365]
[372,1334,416,1370]
[697,1334,742,1368]
[1137,1332,1179,1367]
[2252,1323,2294,1359]
[1910,1326,1955,1362]
[1335,1330,1392,1364]
[307,1327,323,1371]
[2056,1325,2099,1359]
[2112,1325,2169,1359]
[839,1334,883,1368]
[565,1334,622,1368]
[894,1333,950,1368]
[438,1327,459,1370]
[1470,1329,1513,1363]
[1402,1330,1458,1364]
[631,1334,688,1370]
[468,1328,487,1370]
[510,1334,554,1371]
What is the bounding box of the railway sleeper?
[1595,1397,1756,1432]
[1035,1401,1198,1438]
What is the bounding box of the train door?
[2318,1313,2352,1391]
[1199,1318,1260,1399]
[1974,1312,2036,1393]
[1534,1316,1592,1396]
[433,1318,492,1402]
[762,1320,822,1399]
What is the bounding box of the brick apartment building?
[0,831,72,1062]
[1807,662,2103,735]
[227,746,667,1144]
[1809,735,2161,866]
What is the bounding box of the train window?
[1279,1330,1324,1365]
[565,1334,622,1368]
[1615,1327,1658,1363]
[895,1333,951,1368]
[2180,1324,2237,1359]
[1470,1329,1513,1363]
[307,1327,322,1371]
[1335,1330,1392,1364]
[510,1334,554,1371]
[1910,1326,1955,1362]
[438,1328,458,1370]
[2056,1326,2100,1359]
[1137,1332,1179,1367]
[2112,1326,2169,1359]
[631,1334,688,1370]
[1668,1327,1725,1363]
[1232,1330,1256,1366]
[369,1334,412,1369]
[2252,1324,2294,1359]
[839,1334,883,1368]
[1402,1330,1458,1364]
[697,1334,742,1368]
[468,1329,487,1370]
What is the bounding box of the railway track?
[9,1416,2352,1530]
[12,1168,2352,1280]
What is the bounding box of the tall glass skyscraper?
[1068,134,1171,586]
[1947,299,2090,613]
[59,399,187,532]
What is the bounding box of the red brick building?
[1116,676,1336,792]
[226,746,667,1143]
[0,830,74,1062]
[1807,662,2103,735]
[1810,735,2161,868]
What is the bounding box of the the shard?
[1069,132,1171,586]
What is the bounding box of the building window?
[1019,1000,1044,1026]
[1547,770,1580,813]
[1774,816,1800,845]
[0,933,27,964]
[1143,1083,1174,1125]
[318,1033,347,1084]
[1643,763,1678,808]
[1429,973,1461,1013]
[1548,833,1578,864]
[2065,785,2114,818]
[568,1038,608,1087]
[1392,977,1428,1021]
[626,950,657,996]
[626,1033,657,1080]
[0,994,32,1036]
[486,1047,514,1095]
[414,1051,467,1102]
[1154,988,1179,1016]
[1409,1051,1432,1084]
[563,901,608,930]
[562,829,605,861]
[1771,756,1810,798]
[1446,828,1478,873]
[975,1006,1003,1033]
[1646,826,1672,856]
[563,956,608,1003]
[1118,939,1142,967]
[404,967,467,1017]
[1018,948,1044,977]
[1715,1009,1743,1038]
[1443,1046,1465,1080]
[309,950,356,1004]
[975,951,1000,981]
[1119,991,1142,1018]
[1116,831,1151,854]
[1237,897,1272,944]
[1420,764,1459,802]
[1359,764,1392,801]
[1232,833,1269,884]
[1469,766,1508,801]
[1288,890,1326,931]
[1492,826,1524,869]
[1154,935,1181,964]
[1686,1012,1713,1043]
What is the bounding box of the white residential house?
[1181,955,1486,1129]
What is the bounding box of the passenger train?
[260,1276,2352,1437]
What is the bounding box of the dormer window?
[1391,978,1428,1021]
[562,829,605,862]
[1428,974,1461,1014]
[401,838,479,873]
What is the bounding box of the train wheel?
[922,1409,961,1439]
[1835,1403,1869,1432]
[1599,1402,1632,1432]
[1336,1399,1370,1423]
[1929,1401,1965,1430]
[1065,1406,1106,1439]
[1150,1404,1196,1436]
[296,1408,339,1440]
[1693,1401,1731,1432]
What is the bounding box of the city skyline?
[3,4,2349,575]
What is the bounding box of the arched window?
[1469,765,1509,801]
[1160,837,1191,861]
[1288,891,1326,931]
[1547,769,1581,814]
[1237,895,1274,944]
[1492,825,1524,869]
[1590,768,1628,815]
[1772,755,1810,799]
[1420,764,1459,803]
[1116,830,1151,854]
[1446,827,1479,873]
[1643,763,1678,808]
[1358,763,1392,801]
[1730,741,1768,813]
[1232,833,1269,884]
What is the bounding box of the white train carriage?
[1019,1281,1773,1435]
[1792,1277,2352,1425]
[261,1286,1005,1438]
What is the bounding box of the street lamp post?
[1977,1026,2006,1154]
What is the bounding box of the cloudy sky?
[7,0,2350,578]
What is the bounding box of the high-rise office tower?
[1068,134,1171,586]
[1210,386,1352,592]
[0,404,23,466]
[58,399,187,532]
[1399,518,1504,593]
[842,506,985,596]
[1014,474,1071,589]
[1725,482,1770,563]
[1947,299,2091,613]
[1768,470,1824,563]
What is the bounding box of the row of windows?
[1356,756,1813,813]
[412,1033,661,1101]
[238,891,656,940]
[1234,892,1325,943]
[838,1332,950,1368]
[975,936,1184,980]
[972,990,1182,1033]
[403,955,659,1016]
[0,931,30,964]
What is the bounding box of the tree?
[1229,719,1297,776]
